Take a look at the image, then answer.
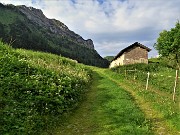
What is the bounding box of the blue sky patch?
[31,0,36,4]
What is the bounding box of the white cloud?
[0,0,179,57]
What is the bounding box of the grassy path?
[97,68,179,135]
[54,68,152,135]
[54,68,179,135]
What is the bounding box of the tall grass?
[0,41,91,134]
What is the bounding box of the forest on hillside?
[0,3,109,68]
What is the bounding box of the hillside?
[1,40,179,134]
[0,41,152,134]
[0,3,109,67]
[104,56,114,62]
[0,41,92,134]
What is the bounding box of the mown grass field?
[54,68,152,135]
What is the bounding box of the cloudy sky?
[0,0,180,57]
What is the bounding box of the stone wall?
[123,46,148,65]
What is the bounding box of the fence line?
[126,69,180,78]
[124,69,179,102]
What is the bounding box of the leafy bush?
[0,41,92,134]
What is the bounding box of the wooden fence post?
[134,68,136,80]
[173,70,178,102]
[146,72,150,90]
[125,70,127,78]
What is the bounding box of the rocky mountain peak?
[18,5,94,49]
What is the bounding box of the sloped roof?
[112,42,151,61]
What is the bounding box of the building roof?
[112,42,151,61]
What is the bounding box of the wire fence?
[115,68,180,101]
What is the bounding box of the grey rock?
[18,5,94,49]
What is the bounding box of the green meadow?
[0,41,179,135]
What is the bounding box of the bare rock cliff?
[18,5,94,49]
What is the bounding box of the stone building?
[109,42,151,68]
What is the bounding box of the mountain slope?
[0,3,109,67]
[104,56,115,62]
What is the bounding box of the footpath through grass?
[100,69,180,135]
[55,68,152,135]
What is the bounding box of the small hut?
[109,42,151,68]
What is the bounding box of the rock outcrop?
[18,5,94,49]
